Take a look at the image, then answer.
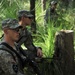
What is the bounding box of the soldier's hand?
[37,48,43,58]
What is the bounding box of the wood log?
[54,30,74,75]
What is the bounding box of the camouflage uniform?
[0,19,25,75]
[17,28,37,58]
[18,28,36,51]
[45,7,58,23]
[0,42,25,75]
[44,1,58,24]
[17,10,40,57]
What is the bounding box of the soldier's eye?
[13,29,20,32]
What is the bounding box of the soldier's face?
[52,4,57,9]
[6,28,20,41]
[23,16,33,26]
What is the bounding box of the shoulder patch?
[12,64,18,73]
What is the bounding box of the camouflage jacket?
[0,42,25,75]
[44,7,58,23]
[17,28,37,53]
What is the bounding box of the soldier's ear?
[3,28,8,34]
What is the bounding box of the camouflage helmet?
[50,1,57,5]
[2,18,22,29]
[18,10,33,18]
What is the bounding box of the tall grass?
[0,0,30,21]
[34,21,67,58]
[34,1,75,58]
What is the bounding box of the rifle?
[19,47,54,75]
[23,56,53,75]
[26,58,42,75]
[34,57,53,62]
[19,47,42,75]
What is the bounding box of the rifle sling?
[0,48,16,60]
[0,42,24,64]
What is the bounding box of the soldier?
[0,18,25,75]
[17,10,43,58]
[44,1,58,24]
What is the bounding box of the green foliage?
[34,0,75,58]
[0,0,30,21]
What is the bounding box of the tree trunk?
[54,30,74,75]
[30,0,36,33]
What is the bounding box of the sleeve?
[0,50,24,75]
[24,32,37,52]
